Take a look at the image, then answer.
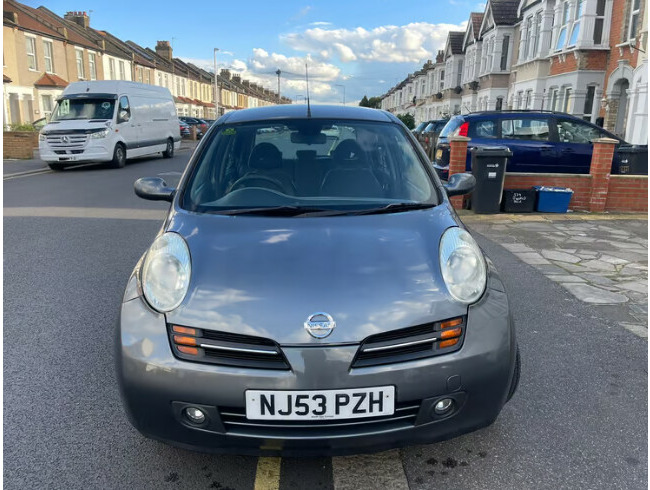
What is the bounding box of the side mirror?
[118,110,130,123]
[443,173,475,197]
[134,177,175,202]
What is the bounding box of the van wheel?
[48,163,64,171]
[162,138,174,158]
[111,143,126,169]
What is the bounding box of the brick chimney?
[220,69,231,80]
[232,74,241,84]
[435,50,444,63]
[155,41,172,61]
[64,11,90,29]
[242,80,250,87]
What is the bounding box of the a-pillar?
[589,137,618,212]
[448,135,471,209]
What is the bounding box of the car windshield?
[51,98,115,121]
[181,119,438,215]
[439,117,463,138]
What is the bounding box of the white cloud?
[310,21,332,26]
[333,43,357,62]
[282,21,466,64]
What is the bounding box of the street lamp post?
[334,84,346,105]
[213,48,219,118]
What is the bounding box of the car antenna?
[305,63,311,118]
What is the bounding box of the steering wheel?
[228,174,287,194]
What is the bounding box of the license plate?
[435,149,443,160]
[245,386,395,420]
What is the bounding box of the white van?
[39,81,180,170]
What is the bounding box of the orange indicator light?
[172,325,197,336]
[173,335,197,346]
[439,338,459,349]
[441,318,463,329]
[441,327,462,339]
[177,345,198,355]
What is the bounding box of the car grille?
[351,316,466,368]
[168,325,291,370]
[218,401,420,438]
[46,134,88,151]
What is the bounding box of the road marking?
[4,207,166,221]
[3,169,52,180]
[254,457,282,490]
[332,450,409,490]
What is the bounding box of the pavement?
[461,211,648,338]
[2,139,199,178]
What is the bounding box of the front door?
[116,95,139,152]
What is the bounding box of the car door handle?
[562,148,575,153]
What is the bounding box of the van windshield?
[51,98,116,121]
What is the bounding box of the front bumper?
[117,285,516,456]
[39,142,113,163]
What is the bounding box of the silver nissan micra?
[117,105,519,456]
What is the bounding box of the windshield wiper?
[217,206,335,216]
[347,202,436,216]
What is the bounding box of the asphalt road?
[4,150,647,489]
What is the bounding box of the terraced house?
[381,0,647,144]
[3,0,289,128]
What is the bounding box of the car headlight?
[90,128,111,139]
[439,227,486,304]
[141,232,191,313]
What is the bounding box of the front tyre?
[162,138,174,158]
[110,143,126,169]
[48,163,65,171]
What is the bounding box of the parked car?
[118,104,520,456]
[179,116,208,138]
[432,111,630,179]
[39,80,179,170]
[411,121,429,136]
[179,120,190,137]
[420,119,448,160]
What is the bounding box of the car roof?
[219,104,397,124]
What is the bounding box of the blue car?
[433,111,630,179]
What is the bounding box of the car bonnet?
[164,205,467,345]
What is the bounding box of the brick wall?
[3,131,39,159]
[504,173,593,210]
[606,175,648,211]
[549,51,608,76]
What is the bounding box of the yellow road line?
[254,457,282,490]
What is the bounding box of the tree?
[367,96,382,109]
[359,95,382,109]
[396,113,415,129]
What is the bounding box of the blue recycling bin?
[534,186,573,213]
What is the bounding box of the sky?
[24,0,486,105]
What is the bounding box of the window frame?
[75,48,85,79]
[43,39,54,74]
[628,0,641,41]
[88,52,97,80]
[26,35,37,71]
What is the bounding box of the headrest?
[332,139,365,165]
[249,143,282,170]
